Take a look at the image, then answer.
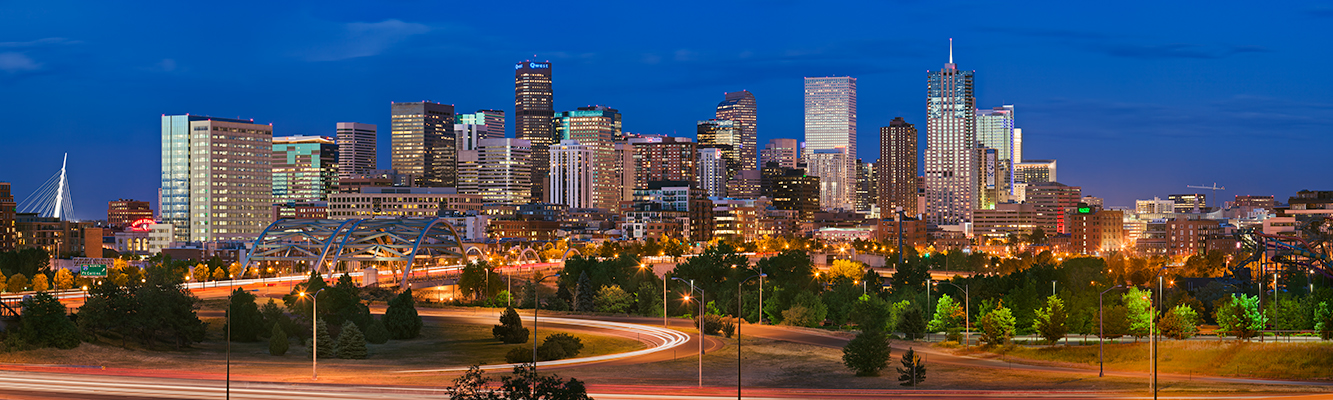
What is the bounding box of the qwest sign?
[515,62,550,70]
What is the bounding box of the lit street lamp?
[298,287,327,380]
[532,273,562,371]
[737,273,765,400]
[1098,284,1124,377]
[672,277,705,388]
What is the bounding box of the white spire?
[54,153,67,219]
[949,38,954,64]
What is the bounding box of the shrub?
[781,291,827,327]
[537,333,583,361]
[505,345,535,363]
[364,317,390,344]
[269,324,289,356]
[842,330,890,376]
[384,289,423,339]
[335,321,368,359]
[493,306,530,344]
[692,314,736,337]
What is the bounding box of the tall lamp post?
[298,287,328,380]
[672,277,705,388]
[532,273,561,366]
[737,273,766,400]
[939,281,969,347]
[1098,285,1123,377]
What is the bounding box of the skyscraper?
[272,135,339,203]
[630,136,696,189]
[549,139,593,209]
[925,44,977,225]
[760,138,802,169]
[879,118,918,218]
[807,148,850,210]
[856,159,877,214]
[455,123,489,152]
[390,101,455,187]
[456,109,505,139]
[697,119,742,180]
[715,91,757,171]
[161,115,272,242]
[516,60,554,201]
[335,122,376,180]
[458,138,532,204]
[803,76,857,211]
[556,106,621,211]
[697,147,727,198]
[977,105,1018,198]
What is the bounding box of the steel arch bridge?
[247,218,467,287]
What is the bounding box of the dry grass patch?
[972,340,1333,381]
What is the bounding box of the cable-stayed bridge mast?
[18,153,75,221]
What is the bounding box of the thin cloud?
[303,19,432,62]
[0,52,41,72]
[1092,43,1269,59]
[0,37,81,48]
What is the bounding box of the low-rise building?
[328,187,483,219]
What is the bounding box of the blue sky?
[2,1,1330,220]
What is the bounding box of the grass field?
[961,340,1333,381]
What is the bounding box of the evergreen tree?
[897,308,927,340]
[1032,295,1068,344]
[842,330,891,376]
[492,306,530,344]
[335,320,368,359]
[896,347,926,386]
[224,288,265,342]
[269,324,289,356]
[15,292,80,349]
[573,271,594,313]
[384,289,423,339]
[308,319,336,358]
[260,299,291,338]
[364,317,390,344]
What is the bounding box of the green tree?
[842,330,891,376]
[446,364,592,400]
[594,285,634,314]
[134,265,206,348]
[927,294,964,333]
[260,299,291,338]
[459,261,499,300]
[364,317,390,344]
[31,273,49,292]
[1123,287,1154,341]
[979,303,1015,346]
[336,320,368,359]
[384,289,423,339]
[14,292,81,349]
[308,319,336,358]
[1097,304,1129,339]
[850,294,891,332]
[635,281,662,317]
[77,279,134,343]
[1215,293,1267,340]
[780,290,827,328]
[896,347,926,386]
[1159,304,1199,339]
[224,288,265,342]
[282,270,328,320]
[1315,302,1333,340]
[898,307,927,340]
[7,273,28,292]
[1032,295,1068,345]
[493,306,530,344]
[572,271,595,313]
[269,324,289,356]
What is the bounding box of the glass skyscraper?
[803,76,857,210]
[335,122,376,180]
[556,106,621,211]
[715,91,757,171]
[696,119,742,181]
[977,105,1018,198]
[516,60,554,202]
[161,115,272,243]
[390,101,455,187]
[272,135,338,202]
[925,47,977,225]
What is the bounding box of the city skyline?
[2,2,1330,219]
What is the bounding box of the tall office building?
[549,139,593,209]
[924,45,977,225]
[803,76,857,211]
[456,110,505,139]
[879,118,919,218]
[761,138,802,169]
[0,182,14,251]
[976,147,1000,210]
[697,147,727,198]
[272,135,339,203]
[697,119,742,180]
[630,136,696,189]
[458,138,531,204]
[807,148,850,211]
[556,106,621,211]
[516,60,554,201]
[715,91,757,171]
[335,122,376,180]
[977,105,1018,198]
[161,115,273,242]
[855,159,877,213]
[455,123,489,152]
[390,101,455,187]
[1028,182,1081,234]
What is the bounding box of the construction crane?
[1186,183,1225,210]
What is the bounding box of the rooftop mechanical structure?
[247,218,466,287]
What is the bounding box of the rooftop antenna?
[949,38,954,64]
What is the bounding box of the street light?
[672,277,705,388]
[1098,285,1124,377]
[939,281,969,348]
[737,273,765,400]
[298,287,327,380]
[532,273,561,371]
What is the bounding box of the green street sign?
[81,264,108,277]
